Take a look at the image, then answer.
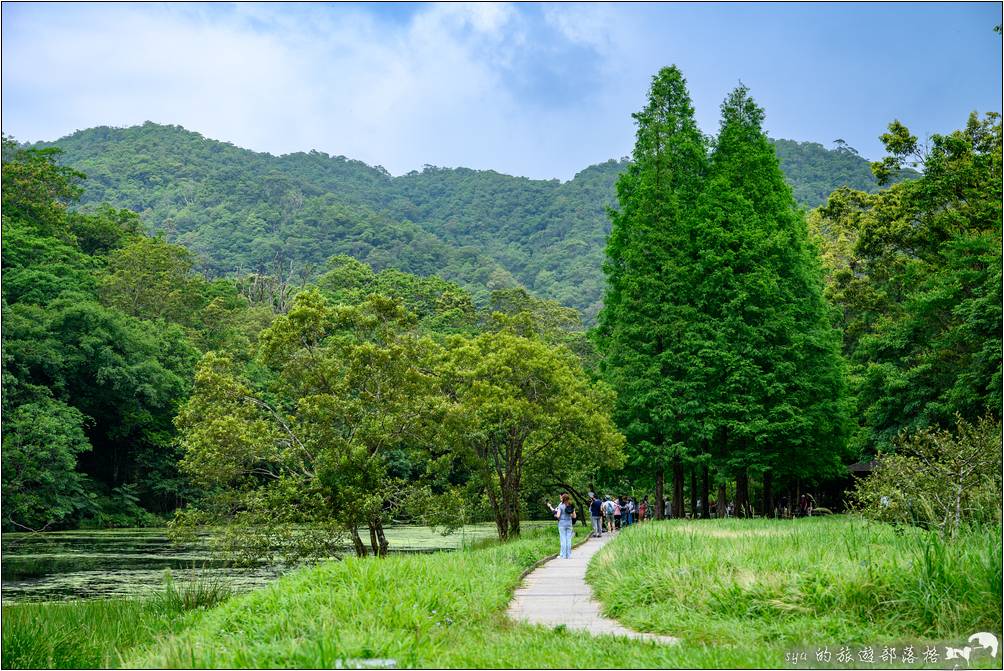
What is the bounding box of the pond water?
[0,523,511,603]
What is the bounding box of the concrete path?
[507,531,679,644]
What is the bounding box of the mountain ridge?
[32,122,901,321]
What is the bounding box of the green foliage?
[442,330,625,539]
[691,85,850,484]
[1,132,218,529]
[0,399,91,530]
[0,572,226,669]
[597,65,715,501]
[813,112,1002,454]
[315,254,477,334]
[153,569,234,613]
[851,417,1002,538]
[99,235,206,325]
[1,136,84,239]
[598,69,848,500]
[773,138,916,207]
[0,599,194,669]
[38,122,895,323]
[176,290,446,558]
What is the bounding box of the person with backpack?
[588,492,603,537]
[613,497,622,529]
[602,496,615,533]
[547,493,577,558]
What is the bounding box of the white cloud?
[9,3,987,178]
[541,3,617,53]
[2,2,608,178]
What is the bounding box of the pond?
[0,523,517,603]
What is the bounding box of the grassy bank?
[8,517,998,668]
[0,573,230,669]
[124,525,705,668]
[124,525,786,668]
[588,517,1002,656]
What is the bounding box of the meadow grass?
[587,516,1002,658]
[127,525,764,668]
[6,517,999,669]
[1,573,230,669]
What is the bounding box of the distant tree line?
[34,120,902,325]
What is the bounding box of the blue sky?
[2,2,1001,180]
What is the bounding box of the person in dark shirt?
[589,492,603,537]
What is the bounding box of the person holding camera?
[548,493,577,559]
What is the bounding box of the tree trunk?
[672,459,684,519]
[763,471,774,518]
[369,523,379,556]
[736,469,750,518]
[654,467,665,520]
[370,519,389,557]
[701,464,710,519]
[502,475,522,539]
[689,468,697,519]
[717,483,727,518]
[486,480,508,541]
[350,526,368,558]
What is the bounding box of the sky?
[2,2,1001,180]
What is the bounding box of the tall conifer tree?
[692,86,849,510]
[596,66,708,517]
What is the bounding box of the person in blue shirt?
[548,493,577,558]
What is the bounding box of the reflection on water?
[1,524,510,603]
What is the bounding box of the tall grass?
[129,525,773,669]
[1,571,233,669]
[587,516,1002,650]
[8,517,995,669]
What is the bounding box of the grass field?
[3,516,999,669]
[588,517,1002,663]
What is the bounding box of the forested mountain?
[37,123,900,321]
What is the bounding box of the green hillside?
[37,123,901,321]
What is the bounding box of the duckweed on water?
[1,523,531,602]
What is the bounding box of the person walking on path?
[639,496,648,522]
[603,496,616,533]
[613,497,622,529]
[548,493,577,558]
[589,492,603,537]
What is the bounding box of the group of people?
[548,492,653,559]
[588,493,651,537]
[549,488,820,559]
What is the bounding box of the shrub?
[851,416,1002,538]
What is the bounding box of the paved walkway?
[507,531,679,644]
